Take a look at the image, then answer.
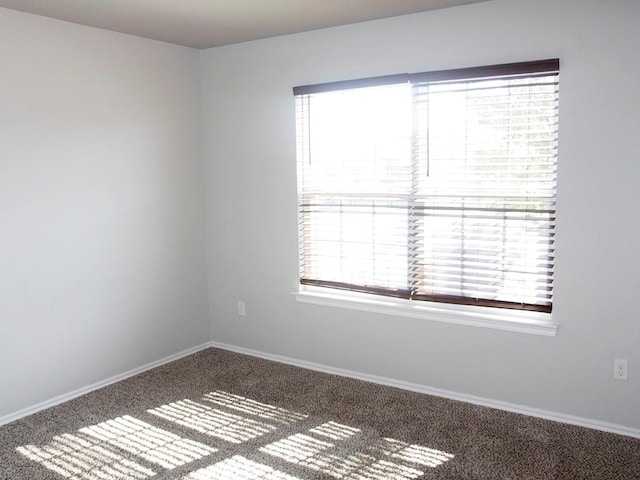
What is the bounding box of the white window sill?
[294,287,557,336]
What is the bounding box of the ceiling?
[0,0,490,49]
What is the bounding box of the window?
[294,60,559,315]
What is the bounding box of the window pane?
[411,74,557,309]
[297,84,412,291]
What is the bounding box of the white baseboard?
[210,341,640,439]
[0,342,211,427]
[3,340,638,440]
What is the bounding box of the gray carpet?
[0,348,638,479]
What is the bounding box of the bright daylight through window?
[294,60,559,316]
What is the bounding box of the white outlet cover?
[614,359,628,380]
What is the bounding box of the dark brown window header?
[293,58,559,96]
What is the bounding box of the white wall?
[0,8,209,419]
[201,0,640,430]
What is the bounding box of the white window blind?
[294,60,559,313]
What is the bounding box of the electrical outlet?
[614,359,628,380]
[237,301,246,316]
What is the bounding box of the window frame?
[293,59,559,334]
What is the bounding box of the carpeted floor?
[0,348,638,479]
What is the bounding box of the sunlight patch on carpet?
[17,433,155,479]
[16,415,217,478]
[17,390,454,480]
[79,415,216,469]
[371,437,454,468]
[203,391,308,425]
[258,420,454,479]
[260,433,334,463]
[148,399,276,444]
[310,421,360,440]
[183,455,301,480]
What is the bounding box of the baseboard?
[4,340,638,439]
[0,342,212,427]
[210,341,640,439]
